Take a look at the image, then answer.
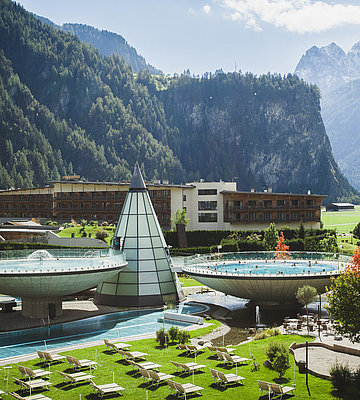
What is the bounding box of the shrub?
[101,221,109,226]
[272,350,290,378]
[265,341,287,362]
[89,220,98,227]
[168,326,179,342]
[177,330,190,344]
[155,327,169,347]
[330,362,352,394]
[95,229,109,241]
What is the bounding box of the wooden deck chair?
[140,368,152,384]
[207,346,218,356]
[89,379,124,397]
[43,351,65,364]
[185,345,204,356]
[72,356,97,370]
[218,347,235,354]
[17,366,27,379]
[13,377,51,395]
[174,381,204,399]
[178,362,206,374]
[209,368,221,384]
[257,380,271,398]
[148,370,175,387]
[124,351,147,361]
[216,370,245,387]
[224,352,250,367]
[170,360,182,373]
[167,379,178,396]
[216,350,227,364]
[10,392,52,400]
[104,339,114,351]
[24,367,51,380]
[56,370,94,386]
[270,383,295,399]
[65,355,75,368]
[36,351,47,365]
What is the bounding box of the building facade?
[0,179,325,230]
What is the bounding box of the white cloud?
[220,0,360,33]
[203,4,212,14]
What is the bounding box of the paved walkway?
[291,335,360,378]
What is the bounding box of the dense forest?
[37,17,162,75]
[0,0,358,203]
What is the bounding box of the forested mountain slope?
[0,0,357,203]
[37,16,161,75]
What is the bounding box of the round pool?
[182,252,349,307]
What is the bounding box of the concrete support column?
[21,296,63,318]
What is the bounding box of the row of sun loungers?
[209,367,245,387]
[17,366,51,381]
[167,379,204,400]
[10,393,52,400]
[170,360,206,374]
[65,355,97,370]
[13,378,51,395]
[216,351,251,367]
[104,339,132,352]
[36,351,65,365]
[56,370,94,385]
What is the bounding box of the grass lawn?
[321,206,360,235]
[1,328,337,400]
[58,226,115,245]
[179,276,205,287]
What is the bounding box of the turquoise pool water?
[0,304,204,360]
[208,260,339,275]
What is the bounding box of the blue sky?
[17,0,360,76]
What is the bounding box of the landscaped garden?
[0,323,339,400]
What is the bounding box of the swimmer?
[255,265,258,268]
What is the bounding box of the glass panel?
[138,237,152,248]
[155,259,170,271]
[119,272,137,284]
[154,248,166,259]
[102,273,119,283]
[100,283,117,295]
[138,260,155,272]
[117,284,137,295]
[137,193,146,214]
[129,193,138,214]
[139,283,160,295]
[139,272,158,283]
[147,216,158,236]
[138,215,150,237]
[124,237,137,248]
[160,281,176,294]
[121,195,131,214]
[117,214,128,237]
[124,249,138,261]
[126,215,137,236]
[157,270,172,281]
[143,195,154,214]
[139,248,154,259]
[150,236,162,247]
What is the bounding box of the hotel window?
[263,200,272,208]
[306,199,315,206]
[232,213,242,221]
[198,213,217,222]
[198,189,217,195]
[249,212,257,221]
[277,199,285,206]
[291,199,299,206]
[291,211,299,220]
[232,200,242,208]
[183,194,187,201]
[306,211,315,219]
[263,212,271,221]
[198,201,217,210]
[277,212,287,221]
[248,200,257,208]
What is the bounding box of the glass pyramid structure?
[95,164,180,307]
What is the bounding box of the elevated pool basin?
[0,249,127,318]
[182,252,349,307]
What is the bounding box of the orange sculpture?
[275,231,291,259]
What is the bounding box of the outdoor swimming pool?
[209,260,339,275]
[0,303,205,360]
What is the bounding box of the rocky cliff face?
[295,41,360,190]
[159,73,357,203]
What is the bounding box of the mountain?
[295,42,360,190]
[37,17,161,75]
[0,0,357,203]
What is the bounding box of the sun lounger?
[207,346,218,356]
[174,380,204,399]
[185,345,204,356]
[56,370,94,386]
[36,351,46,365]
[270,383,295,399]
[177,362,206,374]
[258,380,272,398]
[216,350,228,364]
[170,360,199,373]
[43,351,65,364]
[127,359,161,371]
[104,339,131,352]
[216,370,244,387]
[217,347,235,355]
[24,367,51,380]
[167,379,177,395]
[13,378,51,395]
[89,379,124,397]
[0,388,4,398]
[223,352,250,367]
[147,370,175,387]
[10,392,52,400]
[71,356,97,370]
[123,351,147,361]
